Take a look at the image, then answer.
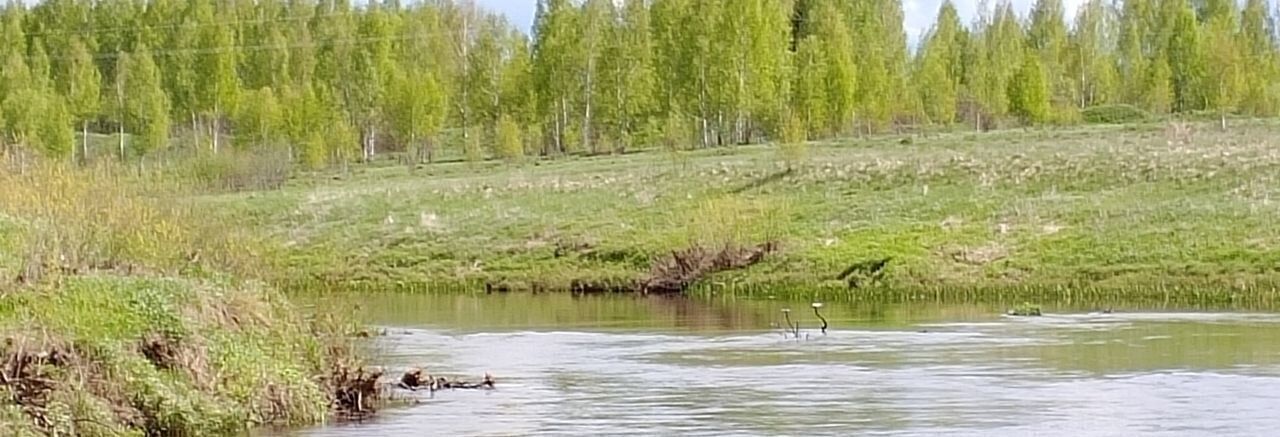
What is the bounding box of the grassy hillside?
[215,121,1280,302]
[0,162,360,435]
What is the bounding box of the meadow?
[214,120,1280,303]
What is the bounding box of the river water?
[269,294,1280,436]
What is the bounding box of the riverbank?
[0,162,362,435]
[212,120,1280,300]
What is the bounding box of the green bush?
[1081,104,1150,124]
[182,147,293,192]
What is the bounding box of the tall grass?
[0,156,354,435]
[677,196,790,249]
[176,147,294,192]
[0,157,275,284]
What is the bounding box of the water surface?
[271,294,1280,436]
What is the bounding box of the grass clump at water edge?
[0,158,364,435]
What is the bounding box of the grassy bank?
[211,120,1280,300]
[0,162,359,435]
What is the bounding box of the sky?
[473,0,1088,44]
[476,0,538,33]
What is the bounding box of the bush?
[182,147,293,192]
[463,133,484,163]
[777,113,808,169]
[1051,106,1083,125]
[495,115,524,163]
[1081,104,1150,124]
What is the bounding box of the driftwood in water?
[398,368,495,392]
[400,368,427,389]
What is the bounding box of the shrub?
[182,147,293,192]
[1081,104,1151,124]
[495,115,524,163]
[777,113,808,169]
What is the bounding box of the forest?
[0,0,1277,169]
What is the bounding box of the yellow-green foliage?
[661,115,692,152]
[300,131,329,170]
[0,160,270,282]
[660,115,693,169]
[464,132,485,163]
[677,196,789,249]
[778,112,808,168]
[496,115,524,163]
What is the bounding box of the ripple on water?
[266,311,1280,437]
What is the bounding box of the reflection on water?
[270,294,1280,436]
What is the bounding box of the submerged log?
[397,368,495,392]
[435,373,495,390]
[399,368,427,390]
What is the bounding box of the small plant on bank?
[1007,302,1043,317]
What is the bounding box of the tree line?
[0,0,1277,168]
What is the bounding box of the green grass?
[209,120,1280,299]
[0,276,337,436]
[0,161,358,435]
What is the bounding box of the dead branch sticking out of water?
[330,366,384,418]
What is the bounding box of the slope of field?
[215,121,1280,302]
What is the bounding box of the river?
[267,293,1280,436]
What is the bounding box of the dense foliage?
[1,0,1278,167]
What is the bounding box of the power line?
[20,2,504,39]
[25,10,360,39]
[67,33,453,62]
[23,21,475,62]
